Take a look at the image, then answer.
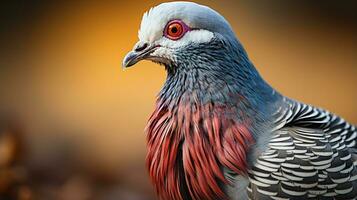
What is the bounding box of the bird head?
[122,1,240,71]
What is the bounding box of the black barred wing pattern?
[248,99,357,200]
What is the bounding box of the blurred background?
[0,0,356,199]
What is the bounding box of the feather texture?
[246,99,357,200]
[146,94,254,200]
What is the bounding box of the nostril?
[135,42,148,52]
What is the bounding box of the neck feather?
[146,93,257,200]
[146,39,281,200]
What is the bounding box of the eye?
[164,20,190,40]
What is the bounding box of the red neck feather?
[146,99,254,200]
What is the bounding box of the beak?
[122,42,156,69]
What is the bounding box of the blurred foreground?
[0,120,155,200]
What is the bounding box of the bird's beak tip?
[122,51,137,69]
[121,59,130,70]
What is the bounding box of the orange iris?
[166,22,184,40]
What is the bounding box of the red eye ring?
[164,20,190,40]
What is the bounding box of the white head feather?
[138,1,236,45]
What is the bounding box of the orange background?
[0,1,356,199]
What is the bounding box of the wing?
[247,99,357,200]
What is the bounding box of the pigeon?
[122,2,357,200]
